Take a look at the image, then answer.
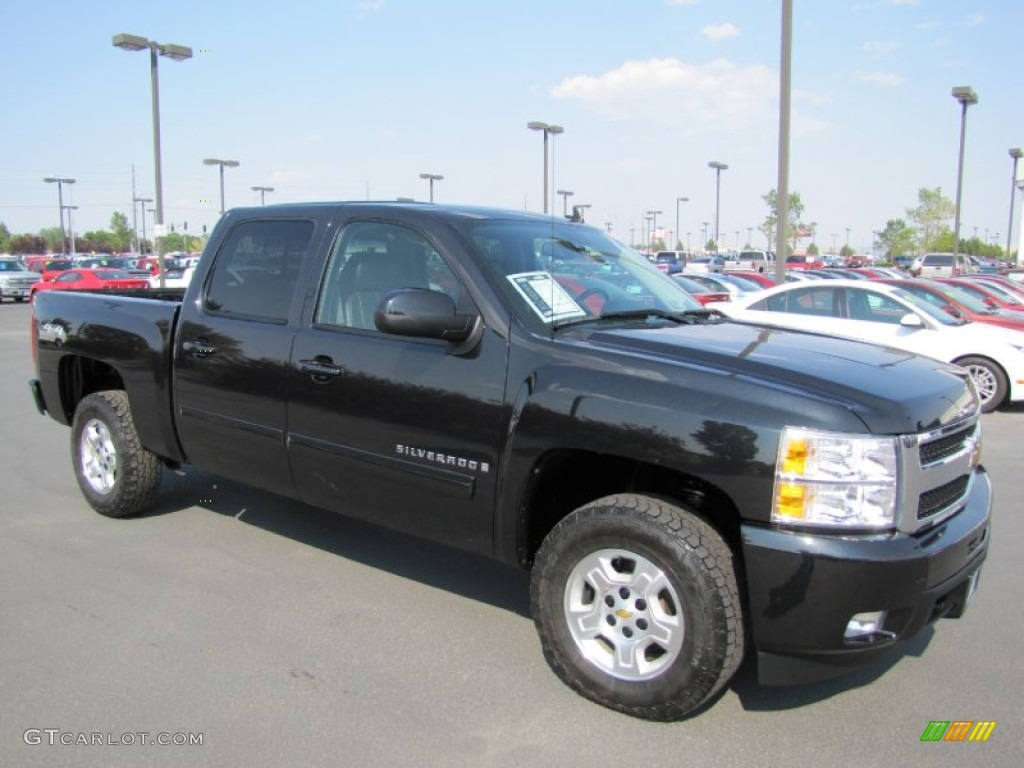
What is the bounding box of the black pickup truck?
[29,202,991,720]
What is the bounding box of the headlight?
[772,427,898,529]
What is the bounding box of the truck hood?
[572,319,977,433]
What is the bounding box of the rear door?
[173,216,321,497]
[286,216,507,553]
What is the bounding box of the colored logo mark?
[920,721,996,742]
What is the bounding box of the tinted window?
[760,286,835,316]
[315,221,460,331]
[204,219,313,321]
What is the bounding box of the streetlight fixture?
[646,209,663,250]
[135,196,153,254]
[419,173,443,203]
[527,121,564,214]
[204,158,240,215]
[557,189,574,216]
[572,203,591,222]
[42,177,76,255]
[1006,148,1022,262]
[113,33,192,285]
[675,197,689,251]
[951,86,978,259]
[708,161,728,246]
[251,185,274,206]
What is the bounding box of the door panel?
[287,220,505,553]
[174,218,315,496]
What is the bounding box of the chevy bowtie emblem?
[616,609,633,619]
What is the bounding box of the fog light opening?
[844,610,893,642]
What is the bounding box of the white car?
[715,279,1024,412]
[150,265,195,289]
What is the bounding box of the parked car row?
[686,271,1024,413]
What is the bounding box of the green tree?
[109,212,133,252]
[0,222,11,253]
[877,219,917,258]
[39,227,64,252]
[906,187,954,252]
[761,189,806,252]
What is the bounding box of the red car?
[938,277,1024,312]
[31,268,151,301]
[724,270,776,287]
[877,278,1024,332]
[673,275,730,305]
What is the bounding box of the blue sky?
[3,0,1023,254]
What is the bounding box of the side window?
[763,287,834,316]
[204,219,313,321]
[315,221,461,330]
[858,290,910,324]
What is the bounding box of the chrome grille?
[897,412,981,534]
[919,426,974,466]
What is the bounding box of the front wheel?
[71,391,162,517]
[530,494,744,721]
[955,356,1007,413]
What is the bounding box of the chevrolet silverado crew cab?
[29,202,991,721]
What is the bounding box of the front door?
[287,219,506,553]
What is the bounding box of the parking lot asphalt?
[1,300,1020,767]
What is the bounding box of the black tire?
[954,356,1007,413]
[530,494,744,721]
[70,390,161,517]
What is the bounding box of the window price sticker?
[508,272,587,324]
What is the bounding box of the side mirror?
[899,313,925,328]
[943,305,963,319]
[374,288,477,342]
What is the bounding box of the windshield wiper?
[553,308,718,330]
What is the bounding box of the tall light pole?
[63,205,78,257]
[135,196,153,254]
[527,121,564,214]
[557,189,574,216]
[113,33,192,284]
[1006,148,1022,262]
[702,222,710,249]
[647,209,663,250]
[708,161,728,247]
[251,185,274,205]
[42,176,75,255]
[675,197,689,251]
[951,86,978,259]
[419,173,443,203]
[204,158,240,215]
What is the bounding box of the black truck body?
[30,202,991,719]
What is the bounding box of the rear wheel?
[955,356,1007,413]
[530,494,744,721]
[71,391,161,517]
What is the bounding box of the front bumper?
[742,466,991,685]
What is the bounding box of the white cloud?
[701,23,741,42]
[855,71,905,86]
[550,57,775,124]
[888,0,919,6]
[862,40,899,54]
[964,13,985,27]
[358,0,385,13]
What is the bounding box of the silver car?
[0,259,40,303]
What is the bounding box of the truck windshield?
[453,218,703,332]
